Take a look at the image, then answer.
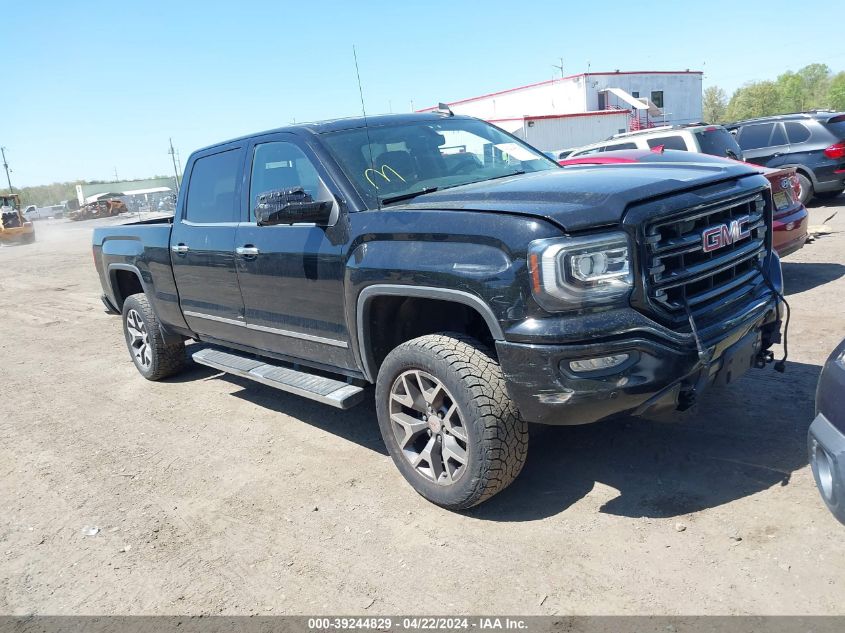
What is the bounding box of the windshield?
[321,117,557,207]
[695,127,744,160]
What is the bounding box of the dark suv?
[725,112,845,204]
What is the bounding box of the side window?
[737,123,774,150]
[647,135,688,151]
[770,123,787,146]
[602,142,637,151]
[249,141,332,220]
[185,149,240,223]
[651,91,664,108]
[576,146,604,156]
[785,122,811,144]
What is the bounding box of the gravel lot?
[1,199,844,615]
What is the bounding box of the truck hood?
[395,162,759,231]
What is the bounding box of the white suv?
[568,124,745,161]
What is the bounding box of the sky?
[4,0,844,188]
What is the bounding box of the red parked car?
[558,149,809,257]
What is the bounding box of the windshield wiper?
[487,170,526,180]
[450,170,527,189]
[381,187,439,205]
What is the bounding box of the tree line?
[703,63,845,124]
[9,176,174,208]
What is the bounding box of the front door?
[233,135,356,370]
[171,145,251,344]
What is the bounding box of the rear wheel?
[122,293,186,380]
[797,173,814,205]
[375,333,528,510]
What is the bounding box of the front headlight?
[528,232,633,311]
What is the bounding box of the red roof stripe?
[418,71,702,111]
[487,110,630,122]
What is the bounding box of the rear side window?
[737,123,775,150]
[785,122,811,144]
[823,119,845,140]
[602,142,637,151]
[694,127,743,158]
[647,136,687,151]
[770,123,787,146]
[185,149,241,223]
[573,147,603,156]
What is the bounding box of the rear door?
[736,122,789,166]
[233,133,356,370]
[170,144,252,344]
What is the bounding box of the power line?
[168,138,181,194]
[1,146,12,193]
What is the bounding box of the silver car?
[809,338,845,524]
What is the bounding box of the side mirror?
[255,188,333,226]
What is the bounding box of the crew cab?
[93,113,785,510]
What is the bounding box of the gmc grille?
[643,191,769,325]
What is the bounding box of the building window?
[651,90,664,109]
[631,91,640,98]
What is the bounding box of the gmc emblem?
[702,216,751,253]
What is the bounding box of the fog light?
[812,440,835,502]
[569,354,629,373]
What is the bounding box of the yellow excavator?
[0,193,36,245]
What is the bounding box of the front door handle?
[236,245,260,257]
[171,243,189,254]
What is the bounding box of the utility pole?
[552,57,564,79]
[113,166,119,181]
[1,147,12,194]
[168,138,181,194]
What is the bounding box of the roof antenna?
[436,102,454,116]
[353,44,380,210]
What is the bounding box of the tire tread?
[385,332,528,509]
[123,293,185,381]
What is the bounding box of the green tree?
[776,71,805,112]
[726,81,782,121]
[827,72,845,111]
[798,63,831,108]
[703,85,727,123]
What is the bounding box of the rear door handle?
[171,243,189,254]
[236,245,260,257]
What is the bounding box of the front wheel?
[122,293,186,380]
[375,333,528,510]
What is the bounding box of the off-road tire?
[375,333,528,510]
[797,173,814,205]
[122,293,186,381]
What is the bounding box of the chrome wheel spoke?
[390,411,429,449]
[442,434,467,468]
[442,403,467,442]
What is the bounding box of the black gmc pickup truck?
[93,112,784,509]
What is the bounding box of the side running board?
[192,348,366,410]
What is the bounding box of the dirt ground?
[1,199,844,616]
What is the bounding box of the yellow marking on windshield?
[364,164,406,189]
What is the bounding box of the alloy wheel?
[125,309,152,370]
[389,369,468,485]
